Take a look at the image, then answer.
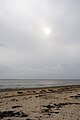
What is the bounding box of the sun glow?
[44,28,51,35]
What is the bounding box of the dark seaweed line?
[0,91,56,99]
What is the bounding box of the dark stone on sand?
[44,109,50,112]
[12,105,22,108]
[0,111,14,117]
[0,111,28,118]
[46,104,53,109]
[17,91,23,94]
[33,91,36,92]
[54,102,80,109]
[42,102,80,115]
[48,113,51,116]
[70,95,80,99]
[10,98,18,101]
[35,95,39,97]
[54,103,62,109]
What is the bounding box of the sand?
[0,85,80,120]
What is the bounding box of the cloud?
[0,42,6,47]
[0,0,80,78]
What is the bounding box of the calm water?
[0,79,80,89]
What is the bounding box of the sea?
[0,79,80,89]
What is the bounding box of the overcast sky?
[0,0,80,79]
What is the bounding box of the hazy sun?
[44,28,51,35]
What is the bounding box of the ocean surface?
[0,79,80,89]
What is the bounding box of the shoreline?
[0,85,80,120]
[0,84,80,92]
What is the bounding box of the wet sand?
[0,85,80,120]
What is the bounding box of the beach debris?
[41,102,80,116]
[42,104,55,116]
[17,91,23,94]
[35,95,39,97]
[53,102,80,109]
[33,90,36,93]
[46,104,53,109]
[10,98,18,101]
[0,111,28,119]
[12,105,22,108]
[70,94,80,99]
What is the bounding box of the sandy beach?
[0,85,80,120]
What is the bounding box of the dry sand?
[0,85,80,120]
